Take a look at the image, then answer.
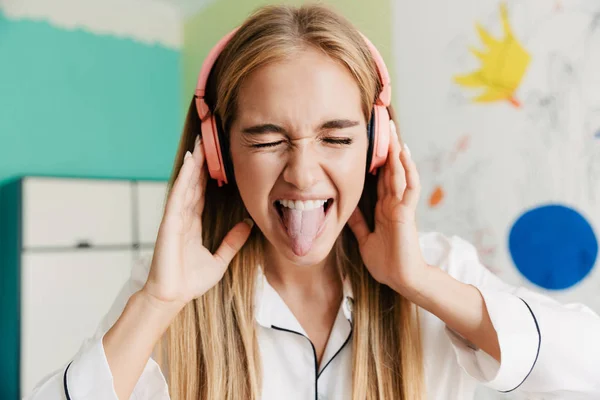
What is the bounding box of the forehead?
[235,47,365,125]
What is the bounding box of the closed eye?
[251,140,285,148]
[322,137,353,145]
[250,137,353,148]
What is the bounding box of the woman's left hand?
[347,120,427,298]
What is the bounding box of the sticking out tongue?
[281,206,325,256]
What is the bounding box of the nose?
[282,144,320,190]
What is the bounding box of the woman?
[27,4,600,400]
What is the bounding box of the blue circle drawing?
[509,204,598,290]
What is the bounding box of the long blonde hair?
[163,4,424,399]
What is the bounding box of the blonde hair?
[163,4,424,399]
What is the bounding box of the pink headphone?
[195,28,391,186]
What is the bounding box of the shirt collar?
[254,267,354,331]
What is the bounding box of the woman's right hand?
[142,135,254,310]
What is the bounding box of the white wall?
[392,1,600,397]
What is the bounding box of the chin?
[281,238,336,266]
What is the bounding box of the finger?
[400,144,421,208]
[195,136,208,216]
[184,136,203,211]
[191,165,208,238]
[379,146,393,198]
[388,121,407,198]
[347,207,370,247]
[188,136,208,237]
[376,167,386,200]
[213,219,254,267]
[166,150,196,216]
[384,157,393,195]
[187,179,203,239]
[183,159,201,212]
[192,134,203,168]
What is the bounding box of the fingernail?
[184,150,192,160]
[243,218,254,228]
[403,144,411,157]
[195,134,201,147]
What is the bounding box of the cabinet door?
[136,181,168,245]
[22,178,133,249]
[20,250,133,395]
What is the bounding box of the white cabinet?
[22,178,133,248]
[20,250,133,393]
[135,181,168,245]
[0,176,168,399]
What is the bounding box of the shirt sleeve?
[420,232,600,397]
[24,254,170,400]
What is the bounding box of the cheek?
[326,141,368,203]
[333,148,366,174]
[234,151,282,182]
[335,159,366,199]
[232,151,281,210]
[343,135,368,172]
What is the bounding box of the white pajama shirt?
[25,232,600,399]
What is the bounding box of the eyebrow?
[242,123,286,135]
[321,119,360,130]
[241,119,360,135]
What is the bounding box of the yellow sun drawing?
[454,3,530,107]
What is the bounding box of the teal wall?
[0,14,181,397]
[0,12,182,185]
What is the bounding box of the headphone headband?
[195,28,391,111]
[194,29,239,120]
[359,33,392,107]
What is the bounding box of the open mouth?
[272,198,334,256]
[274,198,334,219]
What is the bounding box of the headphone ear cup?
[368,105,390,174]
[214,113,235,185]
[196,95,225,184]
[200,115,228,186]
